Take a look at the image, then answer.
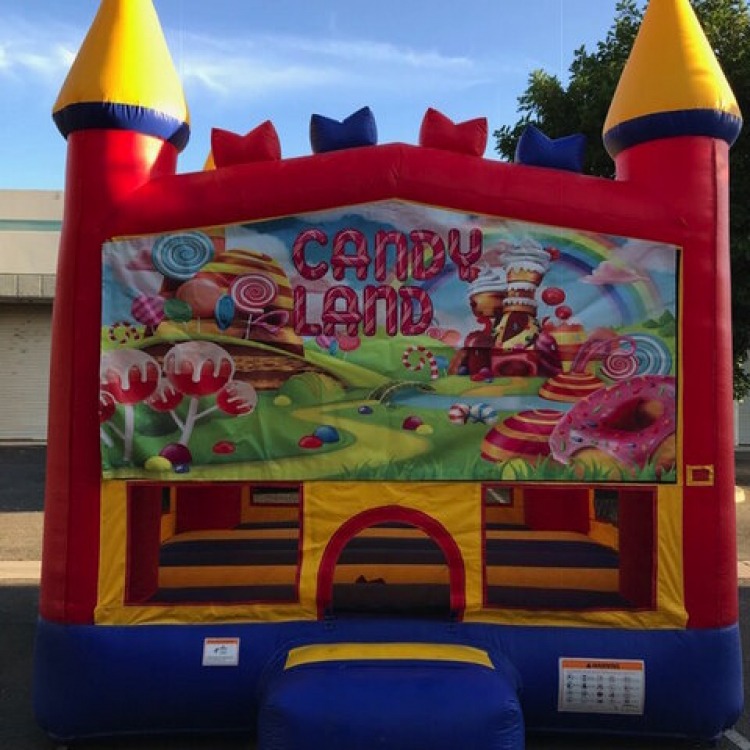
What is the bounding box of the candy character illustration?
[490,239,551,375]
[542,318,588,373]
[450,266,506,376]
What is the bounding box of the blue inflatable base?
[34,617,742,742]
[259,654,524,750]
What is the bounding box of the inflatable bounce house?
[35,0,744,746]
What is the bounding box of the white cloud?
[0,16,77,84]
[0,11,513,106]
[169,28,493,101]
[180,54,348,97]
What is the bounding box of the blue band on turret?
[53,102,190,152]
[604,108,742,158]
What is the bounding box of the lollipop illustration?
[151,231,214,282]
[216,381,258,415]
[164,341,234,398]
[601,341,640,381]
[147,381,184,413]
[99,390,117,448]
[230,273,277,311]
[188,247,302,353]
[628,333,673,376]
[100,349,160,462]
[130,294,165,331]
[230,273,280,338]
[161,341,254,447]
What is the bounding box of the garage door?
[0,304,52,442]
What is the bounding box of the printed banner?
[100,200,678,482]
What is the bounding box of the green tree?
[494,0,750,397]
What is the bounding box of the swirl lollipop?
[230,274,279,339]
[151,231,214,282]
[601,347,639,381]
[630,333,673,376]
[230,273,278,314]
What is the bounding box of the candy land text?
[292,227,484,337]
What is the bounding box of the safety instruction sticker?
[558,658,644,714]
[202,637,240,667]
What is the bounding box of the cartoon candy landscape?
[101,200,678,482]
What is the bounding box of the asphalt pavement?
[2,445,750,750]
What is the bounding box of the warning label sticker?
[202,637,240,667]
[558,658,645,715]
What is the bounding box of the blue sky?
[0,0,626,189]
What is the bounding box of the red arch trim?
[316,505,466,619]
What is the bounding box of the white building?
[0,190,61,442]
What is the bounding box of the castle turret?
[604,0,742,628]
[42,0,189,624]
[53,0,189,153]
[603,0,741,184]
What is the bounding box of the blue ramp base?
[258,643,524,750]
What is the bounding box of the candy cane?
[402,345,439,380]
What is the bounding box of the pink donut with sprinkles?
[549,375,676,470]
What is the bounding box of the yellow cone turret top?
[603,0,742,158]
[53,0,190,151]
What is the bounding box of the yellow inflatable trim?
[285,643,494,670]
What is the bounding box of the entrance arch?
[316,505,466,619]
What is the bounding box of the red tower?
[603,0,742,627]
[42,0,188,623]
